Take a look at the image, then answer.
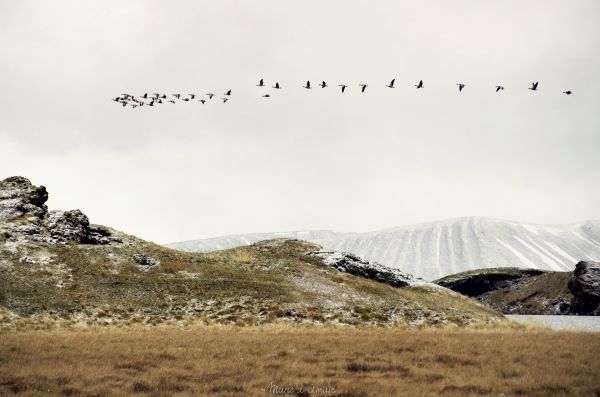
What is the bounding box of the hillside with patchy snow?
[0,177,502,330]
[166,217,600,280]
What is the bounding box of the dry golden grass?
[1,327,599,396]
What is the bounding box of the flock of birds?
[113,79,573,108]
[112,91,232,108]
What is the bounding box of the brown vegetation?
[1,327,599,396]
[0,239,501,330]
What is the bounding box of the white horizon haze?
[1,1,599,244]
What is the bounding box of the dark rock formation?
[47,210,110,244]
[308,251,422,288]
[132,254,161,272]
[435,264,600,315]
[569,261,600,314]
[435,268,546,297]
[0,176,48,221]
[0,176,112,245]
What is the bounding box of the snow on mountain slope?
[165,217,600,280]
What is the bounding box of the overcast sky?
[1,0,599,244]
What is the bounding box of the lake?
[506,315,600,332]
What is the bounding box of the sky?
[1,0,599,244]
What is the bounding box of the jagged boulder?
[0,176,111,245]
[309,251,421,288]
[46,210,110,244]
[132,254,160,272]
[570,261,600,314]
[0,176,48,221]
[47,210,90,242]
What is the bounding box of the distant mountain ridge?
[166,217,600,280]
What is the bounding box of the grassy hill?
[0,176,503,330]
[0,234,503,330]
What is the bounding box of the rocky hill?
[434,262,600,315]
[166,217,600,280]
[0,177,502,330]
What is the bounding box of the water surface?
[506,315,600,332]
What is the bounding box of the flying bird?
[457,83,465,92]
[495,85,504,92]
[112,97,121,102]
[386,79,395,88]
[172,94,181,99]
[359,84,367,93]
[222,98,228,103]
[168,100,175,104]
[120,101,127,107]
[303,81,311,89]
[199,99,206,104]
[273,82,281,89]
[257,79,265,87]
[528,82,539,91]
[338,84,347,93]
[563,90,572,95]
[188,94,196,99]
[225,90,232,96]
[415,80,424,89]
[142,93,148,99]
[320,81,327,88]
[206,93,214,99]
[262,94,271,97]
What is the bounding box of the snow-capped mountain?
[165,217,600,280]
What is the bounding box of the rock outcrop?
[47,210,110,244]
[132,253,161,272]
[435,268,546,297]
[0,176,48,221]
[0,176,112,245]
[308,251,425,288]
[435,264,600,315]
[569,261,600,314]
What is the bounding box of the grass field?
[0,239,502,330]
[1,327,599,397]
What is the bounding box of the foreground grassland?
[1,328,599,397]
